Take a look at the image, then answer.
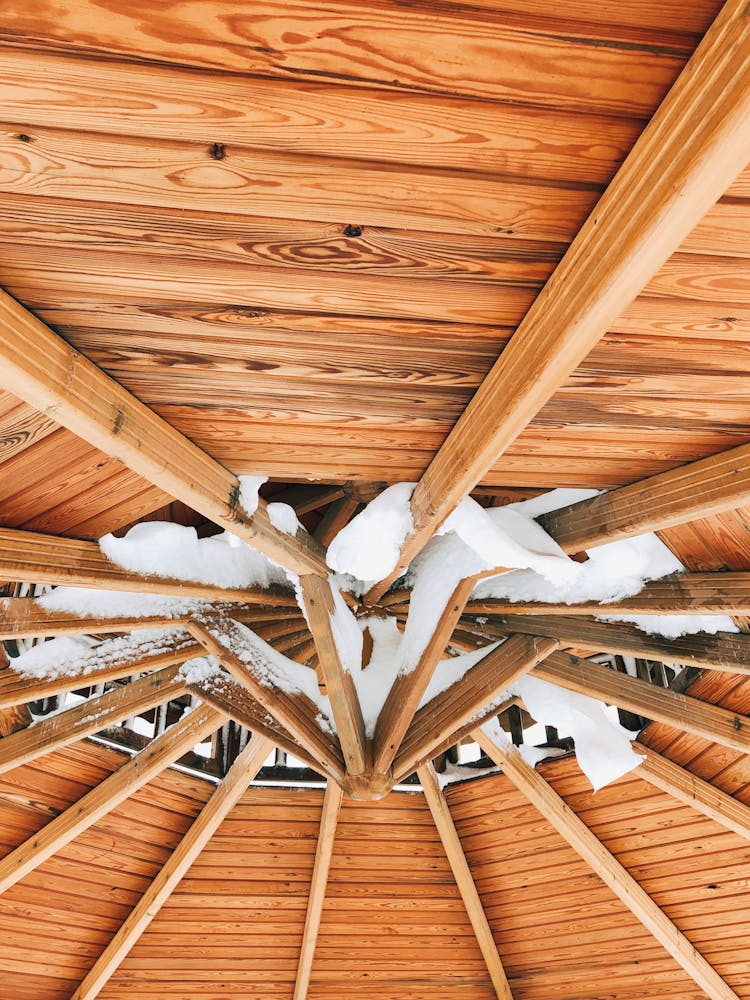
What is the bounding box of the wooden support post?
[474,726,740,1000]
[394,635,558,782]
[69,732,274,1000]
[637,743,750,842]
[293,780,344,1000]
[188,616,345,782]
[0,665,187,775]
[366,0,750,600]
[419,762,514,1000]
[0,703,223,894]
[298,575,367,776]
[533,651,750,756]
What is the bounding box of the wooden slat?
[69,732,274,1000]
[393,635,559,782]
[0,703,223,894]
[481,614,750,674]
[0,665,187,775]
[298,575,367,776]
[533,651,750,755]
[539,441,750,552]
[418,762,513,1000]
[0,526,296,603]
[0,289,327,577]
[293,780,343,1000]
[372,575,480,775]
[187,615,345,782]
[315,496,361,548]
[637,743,750,842]
[474,726,741,1000]
[366,0,750,598]
[466,572,750,617]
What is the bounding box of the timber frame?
[1,0,750,997]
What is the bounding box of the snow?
[328,582,363,676]
[353,615,402,737]
[267,502,301,536]
[37,587,208,620]
[237,475,268,517]
[418,640,503,708]
[179,656,222,685]
[99,521,288,590]
[326,482,415,583]
[598,613,739,639]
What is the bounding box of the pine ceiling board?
[0,48,641,186]
[0,393,57,464]
[659,510,750,572]
[0,125,597,242]
[0,0,704,115]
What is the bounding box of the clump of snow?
[267,502,300,536]
[418,640,503,708]
[353,615,402,737]
[237,475,268,517]
[38,587,208,620]
[328,582,363,676]
[99,522,288,590]
[598,613,739,639]
[179,656,222,686]
[437,761,499,788]
[439,496,579,584]
[326,483,415,582]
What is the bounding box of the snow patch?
[598,613,739,639]
[237,475,268,517]
[326,482,415,583]
[267,502,300,536]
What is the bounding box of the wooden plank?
[187,615,345,782]
[372,575,480,775]
[0,526,296,602]
[366,0,750,599]
[68,732,274,1000]
[0,665,187,775]
[0,704,223,895]
[467,572,750,617]
[394,635,559,782]
[293,780,343,1000]
[315,496,360,548]
[637,743,750,842]
[0,290,327,577]
[0,647,30,737]
[298,575,367,776]
[481,615,750,674]
[539,441,750,553]
[532,651,750,755]
[418,762,513,1000]
[0,630,202,710]
[474,726,741,1000]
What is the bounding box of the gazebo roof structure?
[1,0,750,997]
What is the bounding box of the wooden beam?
[0,526,297,602]
[0,702,223,894]
[187,615,345,782]
[188,671,322,773]
[293,780,344,1000]
[0,293,327,577]
[69,731,274,1000]
[394,634,559,782]
[539,442,750,553]
[0,647,30,736]
[0,665,187,775]
[479,615,750,674]
[367,0,750,599]
[298,575,367,776]
[372,575,480,775]
[314,495,360,547]
[533,651,750,756]
[419,762,514,1000]
[474,726,740,1000]
[467,572,750,617]
[637,742,750,843]
[0,630,201,710]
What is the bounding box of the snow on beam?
[0,526,298,603]
[539,444,750,553]
[478,615,750,675]
[393,634,559,782]
[366,0,750,602]
[0,664,188,775]
[466,572,750,617]
[533,651,750,756]
[69,732,274,1000]
[0,703,223,895]
[293,780,344,1000]
[0,296,327,577]
[188,615,346,783]
[474,726,741,1000]
[419,761,514,1000]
